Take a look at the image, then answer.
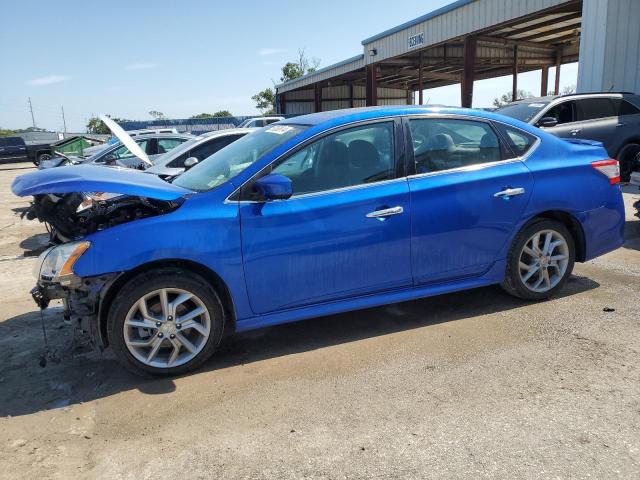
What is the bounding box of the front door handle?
[570,129,581,135]
[616,123,626,128]
[366,206,404,220]
[494,187,525,199]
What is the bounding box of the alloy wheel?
[123,288,211,368]
[518,229,569,293]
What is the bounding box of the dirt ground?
[0,162,639,479]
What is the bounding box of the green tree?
[86,116,130,134]
[492,89,534,108]
[251,88,276,114]
[190,110,233,118]
[0,127,15,137]
[148,110,167,120]
[252,48,320,113]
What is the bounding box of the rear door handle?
[616,123,626,128]
[366,206,404,220]
[494,187,525,199]
[570,129,581,135]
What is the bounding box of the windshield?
[495,101,549,123]
[173,124,308,191]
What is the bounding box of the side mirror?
[254,173,292,200]
[184,157,199,170]
[537,116,558,128]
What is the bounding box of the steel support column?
[554,51,562,95]
[349,83,354,108]
[512,45,519,101]
[461,36,476,108]
[418,51,424,105]
[278,93,286,115]
[540,66,549,96]
[366,65,377,107]
[314,83,322,112]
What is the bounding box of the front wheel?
[501,219,575,300]
[107,269,225,376]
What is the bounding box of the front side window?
[409,118,504,173]
[577,98,616,121]
[270,122,395,195]
[544,101,577,124]
[7,137,23,147]
[495,102,548,123]
[101,139,149,162]
[173,125,307,191]
[157,138,186,154]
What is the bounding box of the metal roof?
[361,0,476,45]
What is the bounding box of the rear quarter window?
[493,123,538,157]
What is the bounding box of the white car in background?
[82,127,179,158]
[237,116,284,128]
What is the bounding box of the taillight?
[592,159,620,185]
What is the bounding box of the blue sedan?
[13,106,625,376]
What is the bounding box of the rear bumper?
[578,191,626,261]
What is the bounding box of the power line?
[28,97,36,128]
[61,106,67,133]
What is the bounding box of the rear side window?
[0,138,6,147]
[157,138,186,154]
[610,98,640,116]
[408,118,505,173]
[578,98,616,120]
[493,123,537,157]
[169,135,244,168]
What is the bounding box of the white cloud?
[258,48,281,56]
[27,75,70,86]
[126,63,159,70]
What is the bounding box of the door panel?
[240,181,412,314]
[409,162,533,283]
[405,116,534,284]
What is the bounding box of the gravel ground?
[0,163,639,479]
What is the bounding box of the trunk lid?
[12,164,192,201]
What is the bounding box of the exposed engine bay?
[24,192,183,243]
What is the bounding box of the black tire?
[501,219,575,300]
[617,143,640,182]
[107,268,225,377]
[37,153,53,163]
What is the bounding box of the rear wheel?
[617,143,640,182]
[37,152,52,163]
[107,269,225,376]
[502,219,575,300]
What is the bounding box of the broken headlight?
[76,192,124,213]
[36,241,91,284]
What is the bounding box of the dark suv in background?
[496,93,640,181]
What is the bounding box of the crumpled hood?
[12,164,192,201]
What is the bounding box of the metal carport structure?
[276,0,586,113]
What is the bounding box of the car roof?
[198,127,255,138]
[128,133,195,140]
[506,92,639,106]
[279,105,528,128]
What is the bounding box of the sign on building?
[408,32,425,50]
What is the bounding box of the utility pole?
[61,105,67,134]
[28,97,36,128]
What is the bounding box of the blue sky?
[0,0,578,132]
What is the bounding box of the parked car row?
[12,106,625,376]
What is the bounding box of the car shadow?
[0,275,599,417]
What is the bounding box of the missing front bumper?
[31,273,119,347]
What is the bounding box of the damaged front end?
[25,191,183,243]
[12,164,194,346]
[30,240,118,348]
